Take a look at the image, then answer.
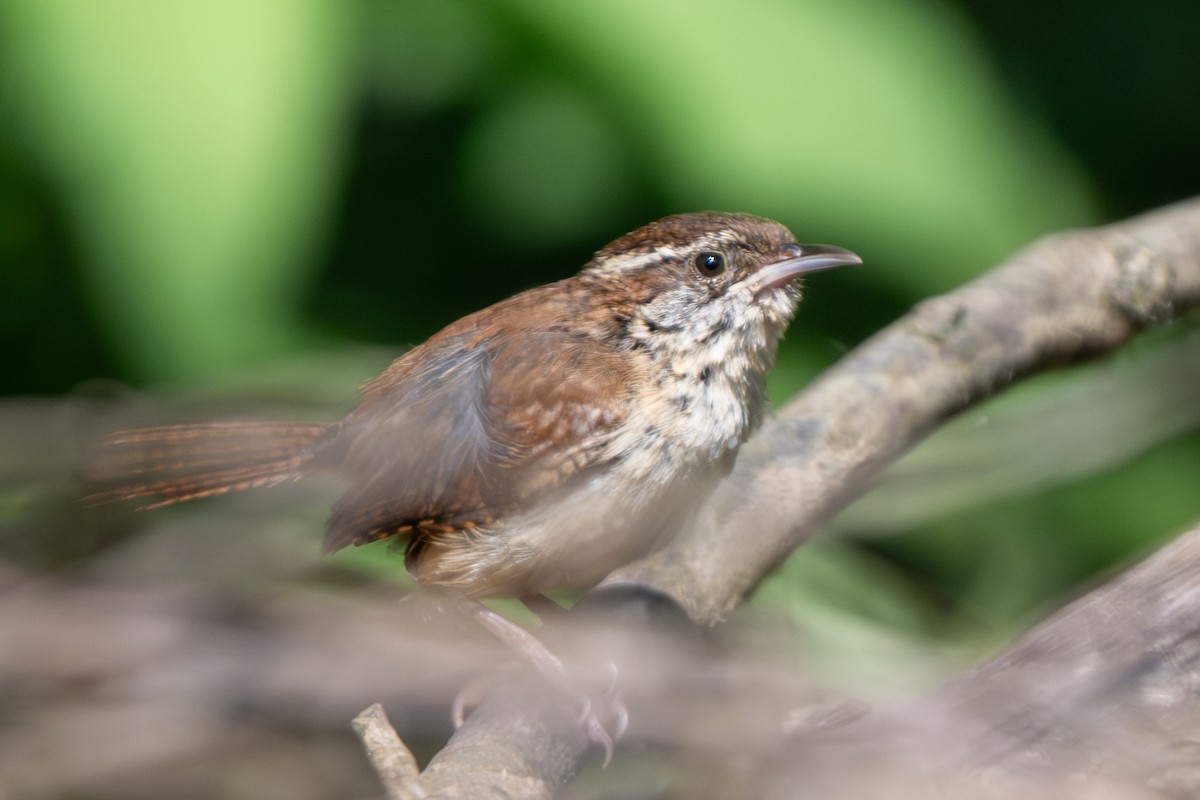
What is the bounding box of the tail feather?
[87,421,332,508]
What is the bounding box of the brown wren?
[94,212,859,598]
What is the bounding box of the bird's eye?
[693,251,727,278]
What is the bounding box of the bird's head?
[582,212,860,355]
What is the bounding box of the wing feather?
[322,328,634,553]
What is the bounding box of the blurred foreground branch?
[356,521,1200,798]
[774,521,1200,798]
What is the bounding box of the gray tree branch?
[607,195,1200,623]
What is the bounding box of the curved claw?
[605,660,630,740]
[577,661,628,766]
[579,698,616,767]
[451,674,496,728]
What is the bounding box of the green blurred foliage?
[1,0,1198,659]
[0,0,1100,387]
[1,0,355,381]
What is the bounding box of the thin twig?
[351,703,425,800]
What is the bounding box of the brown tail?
[86,421,333,508]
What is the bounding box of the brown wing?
[322,327,635,553]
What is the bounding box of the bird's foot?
[455,601,628,765]
[577,661,629,766]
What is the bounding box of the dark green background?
[2,0,1198,665]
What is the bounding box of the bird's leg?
[450,594,626,765]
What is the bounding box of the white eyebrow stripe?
[583,227,754,278]
[586,245,684,276]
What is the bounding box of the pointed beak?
[745,243,861,297]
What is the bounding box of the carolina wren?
[94,212,859,598]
